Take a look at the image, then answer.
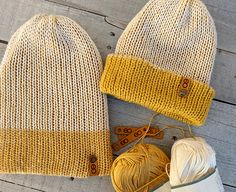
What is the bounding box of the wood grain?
[0,0,235,104]
[0,97,235,191]
[48,0,236,53]
[0,174,114,192]
[0,43,6,61]
[0,0,235,191]
[225,186,236,192]
[0,177,235,192]
[108,97,236,186]
[212,50,236,104]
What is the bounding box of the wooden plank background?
[0,0,235,191]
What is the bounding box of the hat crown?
[0,14,112,177]
[3,14,102,70]
[116,0,217,84]
[1,14,106,131]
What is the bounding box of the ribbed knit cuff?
[100,54,215,126]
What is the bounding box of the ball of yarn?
[111,143,170,192]
[170,137,216,186]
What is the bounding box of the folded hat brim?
[100,54,215,126]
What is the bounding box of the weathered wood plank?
[0,0,235,104]
[0,0,235,191]
[0,179,44,192]
[0,174,114,192]
[0,98,235,191]
[107,97,236,187]
[66,8,121,60]
[0,0,69,40]
[0,43,6,61]
[204,0,236,53]
[48,0,236,53]
[0,0,121,60]
[225,186,236,192]
[211,50,236,104]
[0,175,236,192]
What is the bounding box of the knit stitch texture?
[100,0,217,126]
[0,14,112,177]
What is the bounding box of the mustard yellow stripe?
[100,54,215,126]
[0,129,112,177]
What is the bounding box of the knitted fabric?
[0,14,112,177]
[100,0,217,126]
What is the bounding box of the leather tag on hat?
[179,77,192,97]
[89,155,99,176]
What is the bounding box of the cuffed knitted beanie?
[100,0,217,126]
[0,14,112,177]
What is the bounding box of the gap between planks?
[0,175,234,192]
[0,39,234,59]
[0,178,45,192]
[44,0,236,56]
[0,40,235,108]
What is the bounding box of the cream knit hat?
[0,14,112,177]
[101,0,217,126]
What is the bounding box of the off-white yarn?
[170,137,216,186]
[100,0,217,126]
[116,0,217,84]
[0,14,112,177]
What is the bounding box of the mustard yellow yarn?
[101,54,215,126]
[0,14,112,177]
[111,143,170,192]
[100,0,217,126]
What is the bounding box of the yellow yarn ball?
[111,143,170,192]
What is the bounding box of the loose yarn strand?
[165,163,170,178]
[111,114,171,192]
[137,113,187,145]
[134,172,167,192]
[155,125,185,139]
[111,113,216,192]
[138,113,160,144]
[188,124,195,138]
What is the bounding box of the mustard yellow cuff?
[100,54,215,126]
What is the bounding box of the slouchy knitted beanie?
[0,14,112,177]
[100,0,217,126]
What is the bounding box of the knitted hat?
[100,0,217,126]
[0,14,112,177]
